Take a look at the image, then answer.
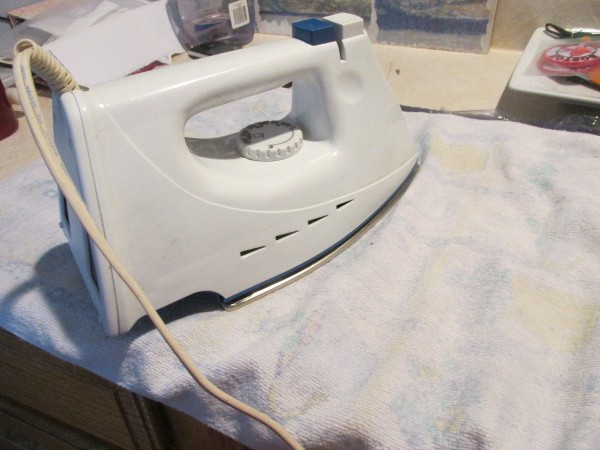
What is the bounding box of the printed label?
[229,0,250,29]
[543,43,600,68]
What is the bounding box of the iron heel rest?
[53,13,419,335]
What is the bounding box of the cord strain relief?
[15,39,79,94]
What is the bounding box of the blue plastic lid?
[292,18,335,46]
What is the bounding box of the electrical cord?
[13,39,304,450]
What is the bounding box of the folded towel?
[2,105,600,449]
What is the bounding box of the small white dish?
[509,27,600,107]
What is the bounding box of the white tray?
[509,27,600,108]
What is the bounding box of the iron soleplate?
[220,163,419,310]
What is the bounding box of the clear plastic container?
[169,0,255,55]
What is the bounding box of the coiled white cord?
[13,39,303,450]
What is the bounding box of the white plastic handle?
[94,37,341,121]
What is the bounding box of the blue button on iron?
[292,18,335,46]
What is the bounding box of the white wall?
[492,0,600,50]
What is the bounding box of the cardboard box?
[7,0,65,27]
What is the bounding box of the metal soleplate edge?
[221,162,419,311]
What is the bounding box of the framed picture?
[256,0,498,53]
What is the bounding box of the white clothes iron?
[51,13,418,335]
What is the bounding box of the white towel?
[1,108,600,449]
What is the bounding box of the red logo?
[543,43,600,69]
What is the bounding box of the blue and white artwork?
[256,0,498,53]
[258,0,371,20]
[375,0,495,52]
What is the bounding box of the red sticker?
[543,42,600,69]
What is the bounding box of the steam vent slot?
[336,199,353,209]
[240,246,265,257]
[276,231,299,241]
[86,236,99,290]
[308,215,328,225]
[61,194,70,227]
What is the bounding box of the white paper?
[32,1,121,37]
[44,0,185,86]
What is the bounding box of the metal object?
[545,23,600,39]
[224,163,419,310]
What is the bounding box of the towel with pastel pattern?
[1,105,599,449]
